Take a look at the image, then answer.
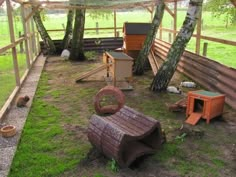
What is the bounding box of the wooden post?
[36,32,40,53]
[116,31,120,37]
[6,0,20,86]
[195,8,202,54]
[114,10,117,37]
[201,19,204,30]
[202,42,208,56]
[150,6,154,22]
[21,5,31,68]
[159,22,162,40]
[19,31,24,53]
[27,8,33,61]
[96,22,99,35]
[173,1,177,39]
[31,14,36,55]
[168,32,172,43]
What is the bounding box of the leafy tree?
[133,0,165,75]
[33,9,56,54]
[61,9,74,49]
[69,9,86,61]
[204,0,236,26]
[150,0,203,91]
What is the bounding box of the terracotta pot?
[1,125,16,138]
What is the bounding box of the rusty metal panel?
[154,39,236,110]
[40,37,123,53]
[87,106,164,167]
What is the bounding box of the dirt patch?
[42,55,236,177]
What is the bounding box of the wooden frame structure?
[0,0,40,120]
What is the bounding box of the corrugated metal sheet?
[40,37,123,53]
[153,39,236,110]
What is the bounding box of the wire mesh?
[0,49,16,108]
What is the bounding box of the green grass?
[0,51,28,107]
[9,73,91,177]
[153,138,227,177]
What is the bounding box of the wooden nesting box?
[123,22,151,53]
[103,51,133,88]
[186,90,225,125]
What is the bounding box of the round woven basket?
[0,125,16,138]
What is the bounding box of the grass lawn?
[0,51,28,107]
[9,55,236,177]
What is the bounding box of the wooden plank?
[173,1,177,38]
[0,44,14,53]
[21,5,31,68]
[114,10,117,37]
[148,50,158,75]
[76,64,107,82]
[25,5,40,22]
[164,4,174,17]
[6,0,20,86]
[195,10,202,54]
[160,28,236,46]
[0,87,19,121]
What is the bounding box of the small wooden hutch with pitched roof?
[122,22,151,53]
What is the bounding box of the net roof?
[14,0,184,9]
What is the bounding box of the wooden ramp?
[148,49,159,75]
[185,112,202,125]
[76,64,107,82]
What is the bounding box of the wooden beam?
[25,5,40,22]
[114,10,117,37]
[173,1,177,38]
[195,9,202,54]
[26,7,34,62]
[0,86,20,121]
[164,4,174,17]
[159,22,163,40]
[6,0,20,86]
[161,27,236,46]
[22,1,160,10]
[21,5,31,68]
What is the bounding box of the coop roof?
[12,0,185,9]
[123,23,152,35]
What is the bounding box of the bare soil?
[43,55,236,177]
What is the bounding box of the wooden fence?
[153,39,236,109]
[0,2,40,120]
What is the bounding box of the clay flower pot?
[0,125,16,138]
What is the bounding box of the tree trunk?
[133,0,165,75]
[33,10,56,55]
[61,9,74,49]
[150,0,203,91]
[69,9,86,61]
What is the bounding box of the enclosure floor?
[0,54,46,177]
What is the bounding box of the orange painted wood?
[185,112,202,125]
[123,34,147,51]
[186,90,225,124]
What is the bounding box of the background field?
[1,10,235,66]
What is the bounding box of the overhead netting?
[22,0,182,9]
